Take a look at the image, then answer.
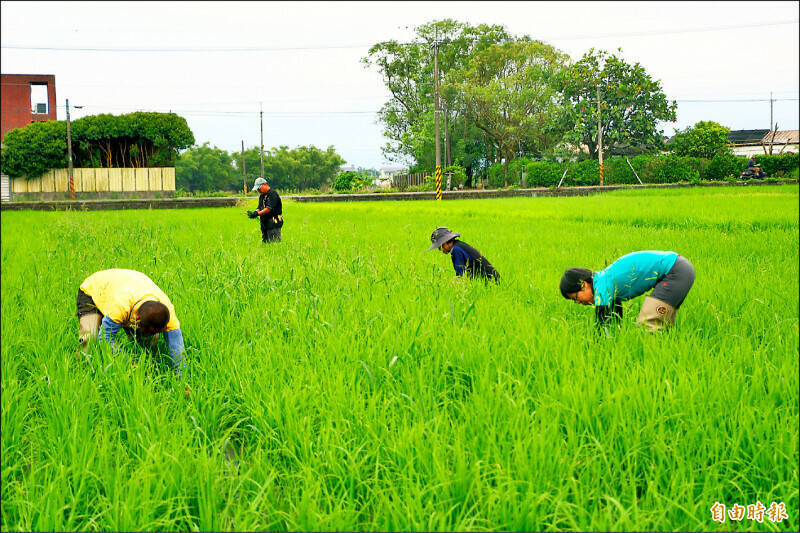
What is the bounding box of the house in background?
[1,73,58,202]
[377,165,407,188]
[1,74,57,142]
[727,129,799,156]
[753,130,799,156]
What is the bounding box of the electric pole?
[597,85,604,186]
[433,36,442,200]
[241,140,247,194]
[66,98,75,199]
[260,103,265,180]
[769,91,773,132]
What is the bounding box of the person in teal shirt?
[559,250,695,331]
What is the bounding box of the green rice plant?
[1,185,798,531]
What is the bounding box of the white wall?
[732,144,799,157]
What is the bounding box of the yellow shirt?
[79,269,180,331]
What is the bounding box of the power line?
[2,20,796,53]
[0,42,375,53]
[544,19,799,41]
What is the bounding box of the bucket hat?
[428,227,461,250]
[252,177,268,191]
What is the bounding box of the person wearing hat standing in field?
[76,268,186,376]
[246,177,283,243]
[428,227,500,283]
[559,250,695,332]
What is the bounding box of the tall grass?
[2,185,798,531]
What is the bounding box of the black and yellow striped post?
[599,162,604,186]
[435,165,442,200]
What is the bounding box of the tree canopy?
[446,40,569,181]
[0,112,195,178]
[175,142,242,192]
[362,19,516,176]
[176,144,346,192]
[364,22,679,179]
[559,48,677,159]
[669,121,732,158]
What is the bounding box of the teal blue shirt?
[593,251,679,306]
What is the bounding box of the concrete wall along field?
[11,168,176,196]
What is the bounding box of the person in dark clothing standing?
[428,227,499,283]
[247,177,283,243]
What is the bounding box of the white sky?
[2,0,798,169]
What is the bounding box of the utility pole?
[769,91,773,132]
[260,103,265,180]
[66,98,75,199]
[433,36,442,200]
[596,85,604,186]
[241,140,247,194]
[444,103,450,164]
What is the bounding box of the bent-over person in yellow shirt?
[76,269,186,376]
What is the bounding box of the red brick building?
[1,74,57,142]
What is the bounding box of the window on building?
[30,83,49,114]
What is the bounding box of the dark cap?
[428,227,461,250]
[560,267,593,298]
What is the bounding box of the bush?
[571,160,601,186]
[333,171,359,192]
[486,164,506,188]
[704,154,746,180]
[524,160,564,187]
[650,155,700,183]
[444,164,467,188]
[484,152,797,188]
[753,153,799,176]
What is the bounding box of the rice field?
[1,185,798,531]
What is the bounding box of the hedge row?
[486,153,799,188]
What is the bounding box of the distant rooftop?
[727,129,770,144]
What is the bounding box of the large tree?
[446,40,570,182]
[362,19,516,174]
[559,48,677,159]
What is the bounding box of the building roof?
[727,129,770,144]
[761,130,799,144]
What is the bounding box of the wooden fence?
[391,172,429,189]
[11,167,176,194]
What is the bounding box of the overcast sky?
[2,1,798,169]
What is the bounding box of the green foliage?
[446,40,570,168]
[362,19,516,176]
[649,154,700,183]
[486,163,506,188]
[703,153,745,180]
[523,159,564,187]
[265,145,345,190]
[487,153,798,187]
[559,48,677,158]
[752,152,799,176]
[333,171,360,192]
[670,121,732,158]
[0,120,68,178]
[234,145,346,191]
[444,163,467,188]
[0,112,195,178]
[176,143,243,192]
